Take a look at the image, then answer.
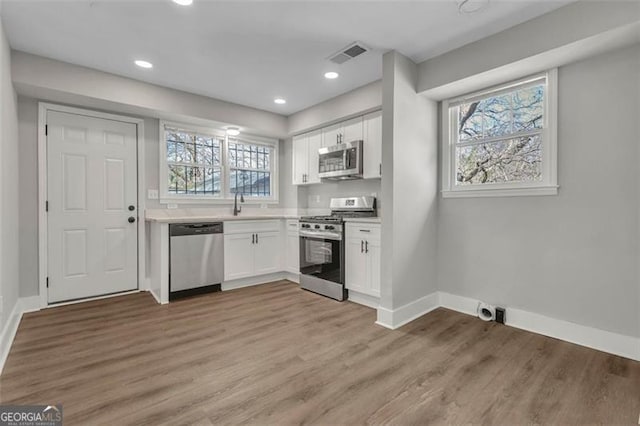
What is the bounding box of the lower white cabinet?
[223,221,282,281]
[345,223,381,297]
[285,220,299,274]
[253,231,281,276]
[224,233,255,280]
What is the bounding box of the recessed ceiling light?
[134,60,153,69]
[274,98,287,105]
[457,0,489,14]
[173,0,193,5]
[226,127,240,136]
[324,71,339,79]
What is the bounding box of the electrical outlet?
[147,189,159,200]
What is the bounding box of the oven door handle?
[299,231,342,241]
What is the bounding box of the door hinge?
[46,277,49,288]
[45,124,48,136]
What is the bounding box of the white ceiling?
[2,0,572,115]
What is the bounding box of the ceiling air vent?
[328,42,368,65]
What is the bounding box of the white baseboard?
[439,291,478,316]
[0,295,43,374]
[284,272,300,284]
[20,296,41,313]
[438,291,640,362]
[148,288,162,304]
[376,292,439,329]
[0,299,22,374]
[348,290,379,309]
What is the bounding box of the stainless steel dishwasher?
[169,222,224,300]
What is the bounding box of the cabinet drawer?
[286,219,299,235]
[346,223,381,240]
[224,220,280,235]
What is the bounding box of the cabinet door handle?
[365,241,369,253]
[361,240,364,253]
[252,234,255,244]
[359,229,371,233]
[256,233,259,244]
[379,163,382,176]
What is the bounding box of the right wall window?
[441,70,558,198]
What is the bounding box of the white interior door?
[47,110,138,303]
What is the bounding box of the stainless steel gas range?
[299,196,376,301]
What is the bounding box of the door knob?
[128,216,136,223]
[128,205,135,211]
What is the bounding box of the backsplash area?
[299,179,381,214]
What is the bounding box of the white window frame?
[159,120,279,204]
[441,69,558,198]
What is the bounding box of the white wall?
[417,1,640,95]
[380,51,438,312]
[437,44,640,338]
[0,18,20,335]
[17,97,37,297]
[12,51,288,138]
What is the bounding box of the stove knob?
[326,225,334,230]
[314,225,321,229]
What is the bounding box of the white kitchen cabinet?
[285,220,299,274]
[363,110,382,179]
[345,223,381,297]
[292,134,308,185]
[292,130,322,185]
[322,117,363,146]
[224,221,282,281]
[223,233,255,280]
[342,116,364,144]
[322,122,343,146]
[253,231,281,276]
[306,131,323,184]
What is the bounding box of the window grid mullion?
[455,129,543,148]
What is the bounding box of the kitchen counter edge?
[145,215,301,224]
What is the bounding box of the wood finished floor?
[1,281,638,425]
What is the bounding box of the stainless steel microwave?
[318,140,363,180]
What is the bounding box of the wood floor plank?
[1,281,638,425]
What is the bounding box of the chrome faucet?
[233,192,244,216]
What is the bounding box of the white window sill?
[441,185,558,199]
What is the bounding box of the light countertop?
[145,210,300,224]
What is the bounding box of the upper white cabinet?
[292,130,322,185]
[323,117,363,146]
[345,223,381,298]
[342,117,364,144]
[363,111,382,179]
[292,134,308,186]
[322,122,343,146]
[292,110,381,186]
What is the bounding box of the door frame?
[38,103,146,308]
